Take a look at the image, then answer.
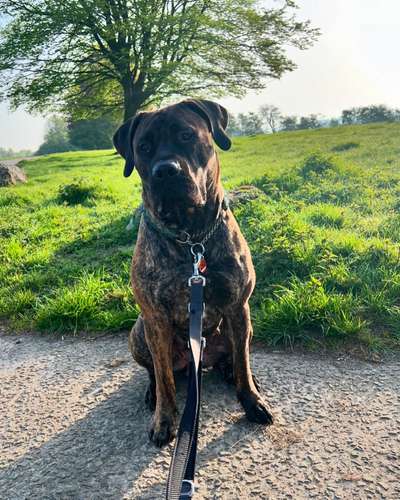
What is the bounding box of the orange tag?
[198,257,207,274]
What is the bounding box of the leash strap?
[166,273,205,500]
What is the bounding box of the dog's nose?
[152,160,181,180]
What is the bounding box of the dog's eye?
[178,130,194,142]
[138,141,151,154]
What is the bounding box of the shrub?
[298,152,341,178]
[57,178,100,205]
[252,172,302,199]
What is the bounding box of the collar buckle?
[176,231,192,244]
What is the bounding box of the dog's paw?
[145,384,156,412]
[148,414,177,447]
[238,391,273,426]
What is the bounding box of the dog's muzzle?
[152,160,182,181]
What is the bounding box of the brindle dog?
[113,99,273,447]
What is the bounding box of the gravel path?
[0,158,34,167]
[1,332,399,499]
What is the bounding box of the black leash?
[166,247,206,499]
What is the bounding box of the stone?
[227,185,266,209]
[0,162,27,186]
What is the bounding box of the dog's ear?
[183,99,232,151]
[113,113,146,177]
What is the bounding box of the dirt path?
[1,332,399,499]
[0,158,34,167]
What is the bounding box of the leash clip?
[188,249,206,286]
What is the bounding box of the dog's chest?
[133,250,246,330]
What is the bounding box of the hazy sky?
[1,0,400,151]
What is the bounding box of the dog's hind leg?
[128,315,156,411]
[223,303,273,425]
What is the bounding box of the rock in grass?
[227,185,266,209]
[0,162,27,186]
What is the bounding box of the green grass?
[1,122,400,351]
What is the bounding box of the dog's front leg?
[144,317,178,447]
[225,303,273,425]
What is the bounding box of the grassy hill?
[1,122,400,351]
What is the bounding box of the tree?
[342,105,397,125]
[36,117,72,155]
[357,105,394,124]
[298,114,321,129]
[329,118,340,127]
[226,113,242,137]
[68,115,119,150]
[0,1,319,121]
[238,112,264,136]
[342,108,358,125]
[259,104,282,133]
[281,116,298,131]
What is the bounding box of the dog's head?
[113,99,231,226]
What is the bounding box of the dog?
[113,99,273,447]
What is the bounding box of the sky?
[1,0,400,151]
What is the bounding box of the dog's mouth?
[149,179,206,228]
[155,191,206,227]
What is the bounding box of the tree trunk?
[122,76,145,122]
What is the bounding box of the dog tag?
[198,256,207,274]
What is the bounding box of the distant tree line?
[341,105,400,125]
[35,103,400,155]
[227,104,400,136]
[36,115,118,156]
[0,147,32,160]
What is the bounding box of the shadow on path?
[0,365,274,499]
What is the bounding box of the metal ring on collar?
[190,243,205,256]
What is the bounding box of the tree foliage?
[259,104,282,133]
[298,114,320,129]
[342,105,400,125]
[35,116,72,155]
[68,116,118,150]
[280,115,297,131]
[238,112,264,135]
[0,0,319,120]
[226,112,242,136]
